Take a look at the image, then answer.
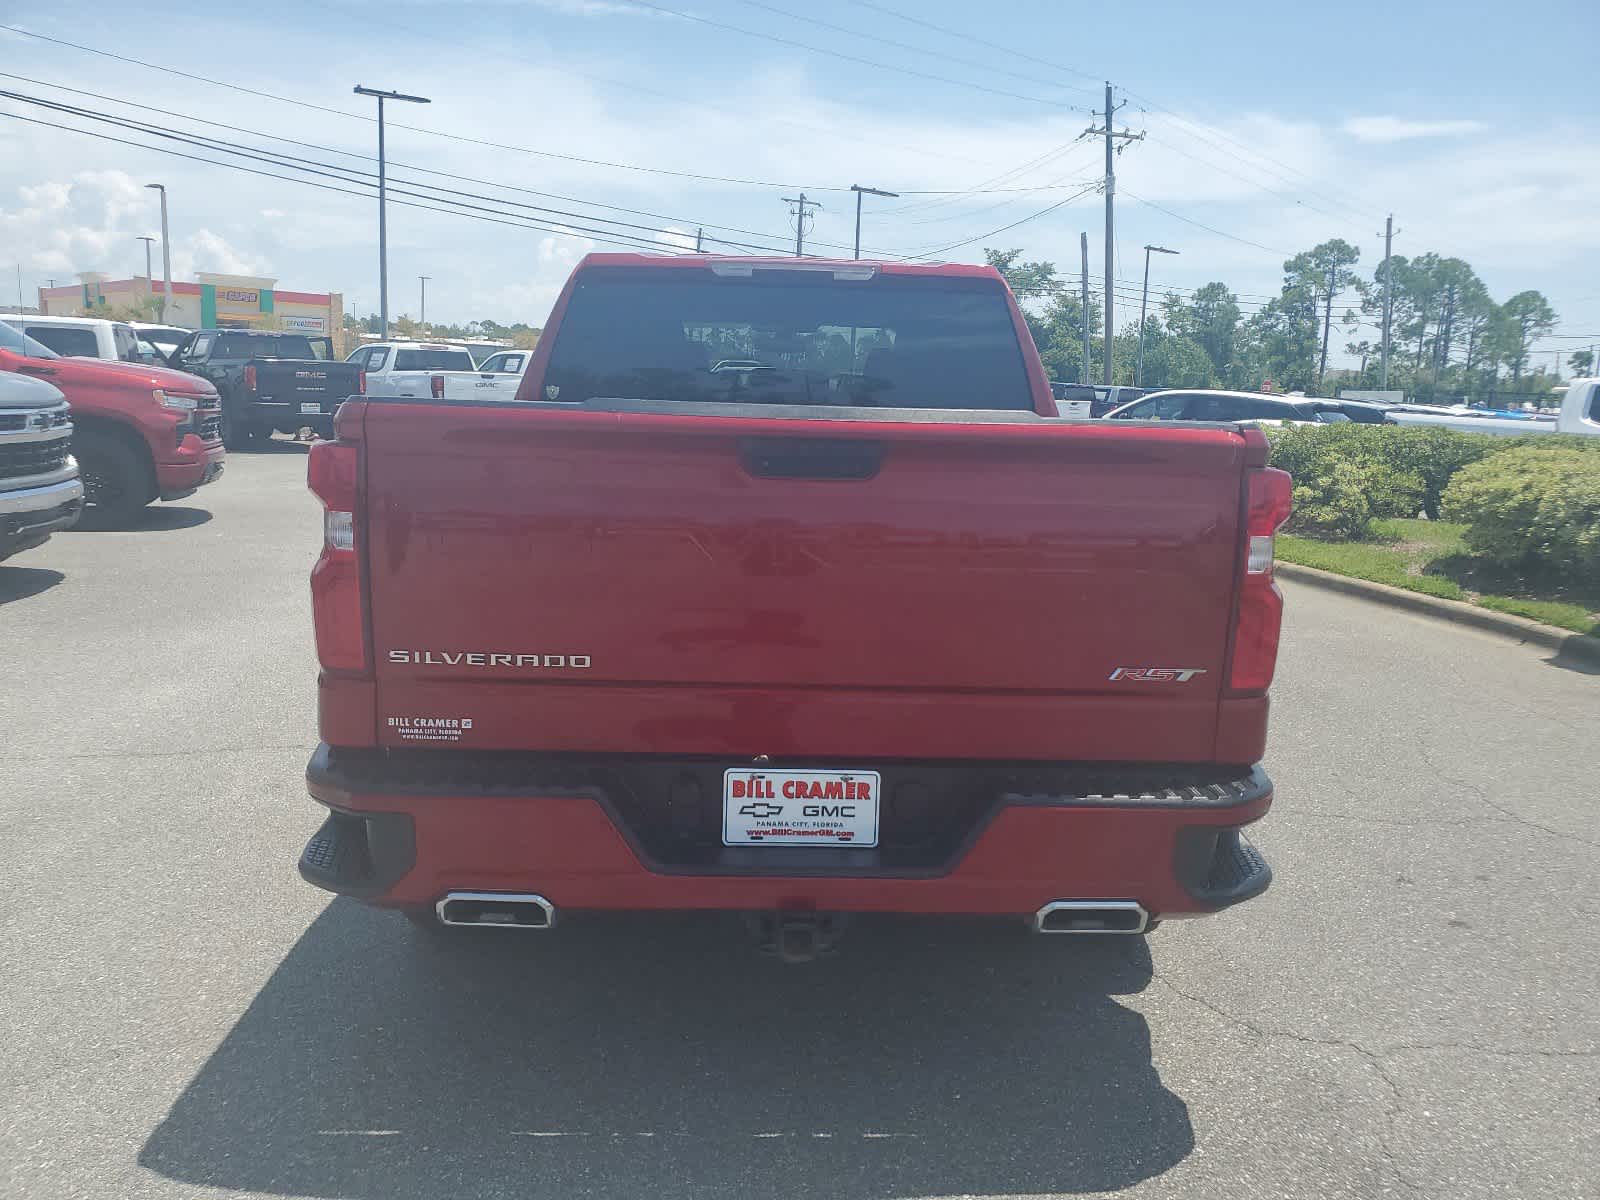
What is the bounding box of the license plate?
[722,768,880,847]
[299,402,322,414]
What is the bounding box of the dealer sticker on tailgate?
[722,769,880,847]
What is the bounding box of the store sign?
[219,289,259,305]
[283,315,327,332]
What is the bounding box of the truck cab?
[0,314,143,364]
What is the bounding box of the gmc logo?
[1109,667,1207,682]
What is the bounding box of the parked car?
[350,341,524,401]
[0,313,144,363]
[0,364,82,561]
[1105,389,1388,425]
[0,319,222,522]
[1386,403,1556,436]
[1093,385,1150,416]
[299,253,1286,954]
[171,329,364,448]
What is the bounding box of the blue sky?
[2,0,1597,368]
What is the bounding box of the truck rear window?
[23,325,98,357]
[394,349,475,371]
[214,334,329,359]
[542,267,1033,410]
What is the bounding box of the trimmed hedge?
[1441,447,1600,582]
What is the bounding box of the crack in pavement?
[1412,742,1597,849]
[1148,970,1599,1199]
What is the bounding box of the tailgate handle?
[739,437,883,480]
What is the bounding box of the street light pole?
[1136,244,1179,387]
[849,184,899,260]
[419,276,429,328]
[354,85,431,339]
[144,184,172,320]
[137,236,156,288]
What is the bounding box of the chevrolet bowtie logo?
[738,802,784,818]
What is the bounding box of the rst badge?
[1109,667,1207,682]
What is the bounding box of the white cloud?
[1341,116,1488,143]
[0,169,267,282]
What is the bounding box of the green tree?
[1496,291,1558,384]
[1283,239,1361,390]
[1161,282,1241,382]
[1569,349,1595,377]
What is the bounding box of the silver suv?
[0,338,84,561]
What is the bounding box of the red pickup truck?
[300,255,1289,956]
[0,323,224,522]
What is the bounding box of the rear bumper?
[301,746,1273,920]
[155,435,225,498]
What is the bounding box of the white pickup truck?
[347,341,525,401]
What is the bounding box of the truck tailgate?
[255,360,361,404]
[361,403,1250,760]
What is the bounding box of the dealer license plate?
[300,402,322,414]
[722,768,880,847]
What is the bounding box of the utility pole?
[355,86,432,339]
[145,183,172,320]
[782,193,821,257]
[1080,232,1091,385]
[850,185,899,259]
[695,227,704,252]
[419,276,429,328]
[15,265,22,311]
[1136,244,1179,386]
[1086,83,1144,385]
[1379,214,1398,389]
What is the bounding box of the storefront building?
[39,272,347,351]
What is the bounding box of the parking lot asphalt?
[1,444,1596,1200]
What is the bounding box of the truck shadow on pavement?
[0,565,64,605]
[139,902,1193,1200]
[71,505,212,533]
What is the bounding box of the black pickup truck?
[169,330,364,448]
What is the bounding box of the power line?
[905,182,1101,259]
[0,109,704,256]
[620,0,1088,109]
[0,86,810,256]
[844,0,1101,88]
[1121,190,1291,256]
[726,0,1087,96]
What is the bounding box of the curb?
[1276,561,1600,667]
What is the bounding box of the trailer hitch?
[747,912,847,963]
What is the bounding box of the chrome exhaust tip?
[1033,900,1149,934]
[436,892,556,929]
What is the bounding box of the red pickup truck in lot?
[0,322,224,522]
[300,255,1290,956]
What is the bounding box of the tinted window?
[214,333,320,359]
[393,349,475,371]
[1113,392,1191,420]
[25,324,99,357]
[0,321,60,358]
[544,268,1032,410]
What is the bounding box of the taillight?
[243,364,257,391]
[357,369,367,395]
[1229,466,1293,692]
[430,373,445,399]
[307,440,366,674]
